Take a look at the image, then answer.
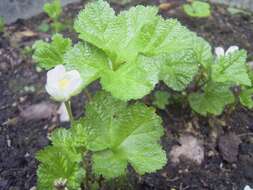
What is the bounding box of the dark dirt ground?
[0,0,253,190]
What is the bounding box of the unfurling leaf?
[239,88,253,109]
[36,146,85,190]
[212,50,251,86]
[188,82,235,116]
[43,0,62,20]
[153,91,170,109]
[36,123,87,190]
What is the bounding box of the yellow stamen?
[58,79,70,89]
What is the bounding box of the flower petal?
[215,47,225,58]
[225,46,239,55]
[47,64,66,84]
[57,103,70,122]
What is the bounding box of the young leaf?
[37,121,87,190]
[100,55,160,101]
[82,91,166,178]
[239,88,253,109]
[183,1,211,18]
[37,146,85,190]
[33,34,72,69]
[188,82,235,116]
[51,122,87,153]
[37,21,50,33]
[43,0,62,20]
[212,50,251,86]
[159,50,199,91]
[153,91,170,109]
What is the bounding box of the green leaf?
[102,5,158,64]
[83,91,166,178]
[64,42,110,88]
[73,1,213,100]
[51,21,65,32]
[188,82,235,116]
[33,33,72,69]
[159,50,199,91]
[137,18,199,56]
[192,37,213,68]
[183,1,211,18]
[37,121,87,190]
[153,90,170,109]
[74,0,115,53]
[212,50,251,86]
[37,146,84,190]
[51,122,87,154]
[37,21,50,33]
[100,55,160,101]
[43,0,62,20]
[239,88,253,109]
[0,17,5,33]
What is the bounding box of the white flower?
[244,185,253,190]
[46,65,82,102]
[57,103,70,122]
[215,46,239,58]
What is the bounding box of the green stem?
[64,101,74,125]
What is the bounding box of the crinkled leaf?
[92,150,127,179]
[100,55,160,101]
[153,90,170,109]
[103,5,158,64]
[137,18,199,56]
[64,42,109,88]
[51,121,87,153]
[43,0,62,20]
[33,33,72,69]
[74,1,213,100]
[74,0,115,53]
[159,50,199,91]
[192,37,213,68]
[239,88,253,109]
[75,1,158,64]
[183,1,211,18]
[36,146,84,190]
[212,50,251,86]
[188,82,235,116]
[83,91,166,178]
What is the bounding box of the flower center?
[58,79,70,90]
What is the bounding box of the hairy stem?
[64,101,74,125]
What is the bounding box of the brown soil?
[0,0,253,190]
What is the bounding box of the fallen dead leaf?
[218,132,241,163]
[159,3,172,11]
[10,29,38,46]
[170,134,204,165]
[20,102,57,121]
